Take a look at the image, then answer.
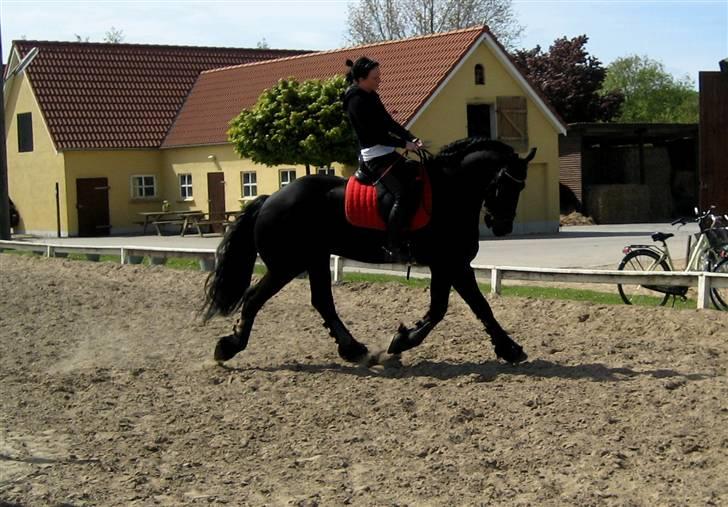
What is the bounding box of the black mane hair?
[435,137,515,170]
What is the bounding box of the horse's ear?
[524,148,537,162]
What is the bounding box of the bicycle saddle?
[651,232,674,242]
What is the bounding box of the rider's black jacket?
[342,84,416,150]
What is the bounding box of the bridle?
[483,164,525,223]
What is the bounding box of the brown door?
[699,72,728,210]
[76,178,111,237]
[207,172,226,233]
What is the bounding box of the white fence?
[2,240,728,310]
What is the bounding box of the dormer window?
[474,64,485,85]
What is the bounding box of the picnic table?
[137,211,205,236]
[138,210,243,236]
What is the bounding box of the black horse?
[203,138,536,365]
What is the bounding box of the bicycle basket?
[705,227,728,249]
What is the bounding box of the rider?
[342,56,424,261]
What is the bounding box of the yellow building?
[4,27,565,237]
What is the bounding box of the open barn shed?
[559,123,698,223]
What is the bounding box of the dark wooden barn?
[559,123,699,223]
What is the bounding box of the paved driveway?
[16,222,700,270]
[474,222,699,268]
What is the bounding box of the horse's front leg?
[388,268,451,354]
[452,266,527,364]
[308,259,369,363]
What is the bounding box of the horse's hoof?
[338,341,369,364]
[495,342,528,364]
[214,334,243,362]
[387,324,413,355]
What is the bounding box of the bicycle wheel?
[617,249,671,306]
[710,257,728,311]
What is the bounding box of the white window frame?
[130,174,157,199]
[179,173,193,200]
[317,166,336,176]
[241,171,257,198]
[279,169,297,188]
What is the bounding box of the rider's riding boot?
[384,200,408,262]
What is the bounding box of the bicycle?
[616,207,728,308]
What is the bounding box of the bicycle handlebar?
[671,206,726,229]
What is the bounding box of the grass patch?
[161,257,202,270]
[339,271,697,309]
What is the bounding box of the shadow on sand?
[219,358,712,384]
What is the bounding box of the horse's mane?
[434,137,515,169]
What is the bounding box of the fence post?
[120,248,128,264]
[490,267,502,294]
[332,255,344,284]
[46,245,54,258]
[697,274,710,310]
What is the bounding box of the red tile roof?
[12,41,309,150]
[162,26,488,148]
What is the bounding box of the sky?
[1,0,726,88]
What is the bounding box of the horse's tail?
[202,195,269,323]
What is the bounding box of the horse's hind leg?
[308,259,369,363]
[452,266,527,364]
[214,271,292,363]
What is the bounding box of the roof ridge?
[202,25,488,75]
[13,39,308,54]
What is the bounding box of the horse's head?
[483,147,536,236]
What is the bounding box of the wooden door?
[207,172,226,233]
[76,178,111,237]
[699,72,728,210]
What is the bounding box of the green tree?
[228,75,358,175]
[511,35,623,123]
[602,55,698,123]
[346,0,524,50]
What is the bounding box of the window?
[467,104,493,139]
[131,175,157,199]
[317,166,336,176]
[279,169,296,188]
[179,173,193,200]
[17,112,33,152]
[241,171,257,198]
[474,64,485,85]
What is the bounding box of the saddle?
[345,164,432,231]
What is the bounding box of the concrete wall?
[63,150,162,234]
[160,145,351,216]
[4,72,66,236]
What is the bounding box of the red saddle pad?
[344,169,432,231]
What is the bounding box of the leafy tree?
[228,75,358,175]
[346,0,524,50]
[511,35,623,123]
[602,55,698,123]
[256,38,270,49]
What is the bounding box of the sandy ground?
[1,253,727,506]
